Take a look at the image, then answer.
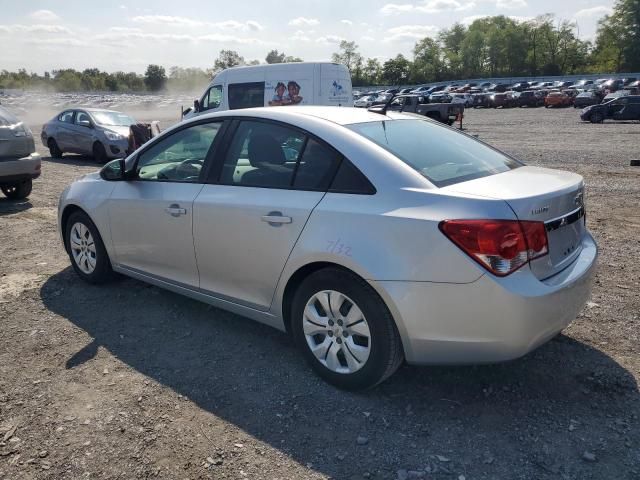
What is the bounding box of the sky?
[0,0,615,74]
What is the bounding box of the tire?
[590,113,604,124]
[1,179,32,200]
[92,142,107,163]
[48,138,63,159]
[65,210,115,284]
[291,267,404,390]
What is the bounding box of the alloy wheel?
[70,222,97,274]
[303,290,371,374]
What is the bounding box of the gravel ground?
[1,105,639,480]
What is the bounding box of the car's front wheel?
[92,142,107,163]
[291,268,404,390]
[1,179,32,200]
[65,210,115,284]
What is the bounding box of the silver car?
[58,106,597,390]
[0,105,41,199]
[42,109,135,162]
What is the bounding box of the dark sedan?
[580,96,640,123]
[516,90,544,107]
[574,91,600,108]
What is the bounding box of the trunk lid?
[444,166,586,279]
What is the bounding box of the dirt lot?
[1,105,639,480]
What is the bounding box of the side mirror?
[193,99,200,112]
[100,158,126,181]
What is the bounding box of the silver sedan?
[0,105,40,199]
[58,106,597,390]
[42,108,134,162]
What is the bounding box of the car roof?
[192,106,409,127]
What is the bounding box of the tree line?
[1,0,638,92]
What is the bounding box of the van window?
[228,82,265,110]
[202,85,222,111]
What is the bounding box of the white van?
[183,62,353,118]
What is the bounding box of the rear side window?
[348,119,520,188]
[58,111,74,123]
[293,139,341,190]
[329,159,376,194]
[228,82,265,110]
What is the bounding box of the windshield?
[348,118,521,187]
[92,111,135,126]
[0,107,20,127]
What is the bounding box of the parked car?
[41,109,135,163]
[510,82,531,92]
[580,95,640,123]
[598,79,623,94]
[0,105,41,199]
[602,90,630,102]
[489,92,516,108]
[622,77,637,86]
[354,95,377,108]
[381,94,464,125]
[429,92,453,103]
[573,91,600,108]
[544,91,572,108]
[450,93,473,107]
[184,62,353,119]
[516,90,544,107]
[399,88,414,94]
[531,81,554,90]
[472,93,491,108]
[574,79,594,88]
[486,84,509,93]
[553,81,574,89]
[58,106,597,390]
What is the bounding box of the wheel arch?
[278,261,410,357]
[60,204,107,256]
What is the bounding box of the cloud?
[29,10,61,23]
[361,36,375,42]
[575,6,612,18]
[0,24,72,35]
[381,0,474,15]
[496,0,526,9]
[291,30,311,42]
[384,25,439,42]
[316,35,345,45]
[340,20,354,26]
[288,17,320,27]
[26,37,90,48]
[130,15,263,31]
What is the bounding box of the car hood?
[100,125,131,137]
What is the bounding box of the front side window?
[348,118,521,188]
[136,122,222,183]
[201,85,222,111]
[228,82,265,110]
[220,121,304,188]
[58,111,74,123]
[75,111,92,127]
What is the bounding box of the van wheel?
[48,138,63,158]
[291,268,404,390]
[1,179,32,200]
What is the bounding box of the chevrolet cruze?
[58,106,597,390]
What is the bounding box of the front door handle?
[165,203,187,217]
[261,212,292,226]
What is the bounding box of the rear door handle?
[165,203,187,217]
[261,212,292,226]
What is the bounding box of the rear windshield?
[347,118,521,187]
[0,107,19,127]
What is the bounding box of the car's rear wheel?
[1,179,32,200]
[291,268,404,390]
[48,138,63,158]
[92,142,107,163]
[65,210,114,284]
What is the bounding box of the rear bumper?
[0,153,41,184]
[373,232,598,365]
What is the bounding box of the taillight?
[439,219,549,276]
